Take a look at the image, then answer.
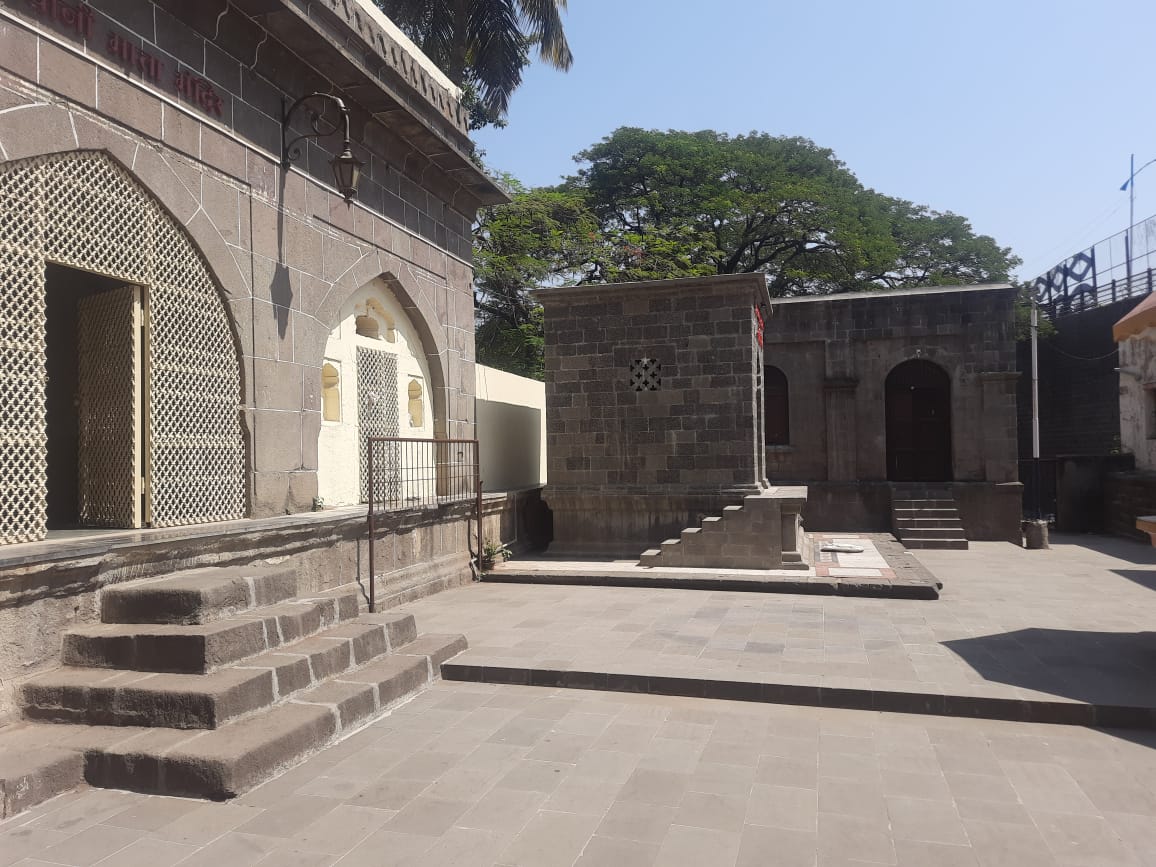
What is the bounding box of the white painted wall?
[317,278,434,506]
[476,366,546,491]
[1119,328,1156,471]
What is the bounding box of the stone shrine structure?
[536,273,808,568]
[762,284,1022,543]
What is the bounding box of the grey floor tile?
[746,784,817,832]
[654,825,740,867]
[574,835,660,867]
[495,810,601,867]
[37,825,141,867]
[618,769,691,808]
[737,824,817,867]
[381,797,472,837]
[287,805,393,855]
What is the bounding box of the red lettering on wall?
[107,31,163,83]
[26,0,93,39]
[174,70,223,117]
[27,1,226,121]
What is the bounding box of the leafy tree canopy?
[376,0,572,129]
[475,128,1022,377]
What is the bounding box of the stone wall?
[1104,472,1156,542]
[761,285,1022,541]
[0,0,503,519]
[1016,299,1128,460]
[1118,325,1156,471]
[536,273,771,554]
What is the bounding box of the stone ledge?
[442,664,1156,730]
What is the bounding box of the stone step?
[893,499,956,509]
[8,633,467,802]
[63,589,362,674]
[23,613,418,729]
[100,565,300,625]
[0,746,84,820]
[638,549,662,567]
[898,527,966,541]
[892,507,959,518]
[700,516,723,532]
[894,517,963,529]
[900,538,969,550]
[680,527,702,541]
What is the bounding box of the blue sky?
[473,0,1156,281]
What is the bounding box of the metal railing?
[365,437,481,611]
[1032,215,1156,316]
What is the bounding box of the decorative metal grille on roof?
[0,152,245,545]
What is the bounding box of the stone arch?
[0,150,247,543]
[885,359,953,482]
[313,264,450,438]
[0,102,251,313]
[763,364,790,446]
[315,275,440,507]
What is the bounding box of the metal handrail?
[365,436,481,612]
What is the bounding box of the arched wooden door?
[885,360,952,482]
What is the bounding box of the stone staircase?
[7,564,466,805]
[638,489,809,570]
[891,485,969,550]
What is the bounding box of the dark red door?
[886,360,952,482]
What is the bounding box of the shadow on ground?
[1049,531,1156,565]
[1114,569,1156,592]
[943,627,1156,709]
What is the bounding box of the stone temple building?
[761,284,1022,545]
[0,0,506,805]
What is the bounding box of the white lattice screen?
[77,285,140,528]
[0,152,245,545]
[357,346,400,503]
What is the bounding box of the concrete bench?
[1137,516,1156,546]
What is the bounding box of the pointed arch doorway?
[885,359,952,482]
[0,151,246,544]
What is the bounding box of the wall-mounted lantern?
[281,92,364,203]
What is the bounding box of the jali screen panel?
[0,152,245,544]
[357,346,400,503]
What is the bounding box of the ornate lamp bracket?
[281,92,363,203]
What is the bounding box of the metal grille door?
[77,285,141,528]
[357,346,400,503]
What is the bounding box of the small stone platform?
[486,534,939,600]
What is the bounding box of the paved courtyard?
[2,535,1156,865]
[2,680,1156,867]
[411,535,1156,713]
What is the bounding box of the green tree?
[473,183,601,377]
[474,128,1021,374]
[567,128,1019,294]
[375,0,572,128]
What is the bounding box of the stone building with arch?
[0,0,505,729]
[761,284,1022,543]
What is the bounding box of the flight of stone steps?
[891,485,969,550]
[638,492,808,570]
[7,564,466,805]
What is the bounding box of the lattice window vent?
[630,358,662,392]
